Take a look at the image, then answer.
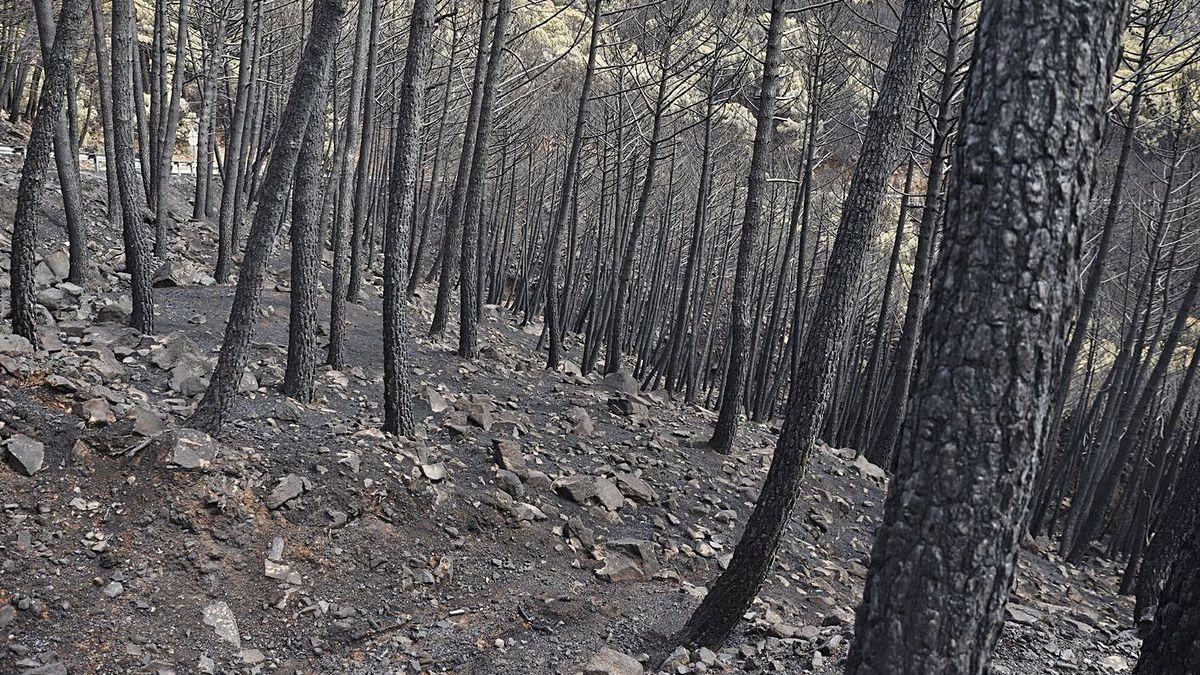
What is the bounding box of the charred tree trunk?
[382,0,436,435]
[707,0,785,454]
[672,0,939,649]
[31,0,88,285]
[545,0,602,369]
[111,0,155,333]
[282,64,331,403]
[10,0,88,343]
[189,0,346,432]
[847,0,1126,672]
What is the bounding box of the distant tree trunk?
[673,0,939,649]
[215,0,256,282]
[111,0,155,333]
[282,64,331,403]
[545,0,602,369]
[345,0,382,304]
[89,0,122,237]
[456,0,511,359]
[382,0,436,435]
[603,42,672,375]
[193,16,227,221]
[868,0,962,467]
[407,10,462,296]
[846,0,1126,672]
[153,0,190,256]
[189,0,346,432]
[707,0,785,454]
[326,0,374,366]
[10,0,88,343]
[429,0,494,336]
[31,0,88,286]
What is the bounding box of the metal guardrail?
[0,145,213,175]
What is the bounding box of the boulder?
[152,260,194,287]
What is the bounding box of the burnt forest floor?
[0,139,1144,674]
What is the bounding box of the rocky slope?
[0,153,1142,674]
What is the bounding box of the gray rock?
[615,473,657,503]
[152,260,194,287]
[167,429,219,470]
[602,370,640,396]
[584,648,643,675]
[5,434,44,476]
[554,476,598,504]
[491,439,526,473]
[594,477,625,511]
[0,334,33,355]
[267,474,309,509]
[35,287,71,311]
[81,398,116,426]
[96,297,133,324]
[202,601,241,648]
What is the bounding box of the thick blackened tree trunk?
[707,0,785,454]
[382,0,436,435]
[282,64,331,403]
[111,0,155,333]
[31,0,88,285]
[673,0,939,648]
[1135,431,1200,625]
[545,0,602,369]
[10,0,87,343]
[846,0,1127,672]
[190,0,346,432]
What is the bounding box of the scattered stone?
[1005,603,1042,626]
[426,387,449,413]
[852,453,887,483]
[422,462,448,481]
[167,429,219,470]
[554,476,598,504]
[492,439,526,473]
[202,601,241,649]
[615,473,657,503]
[81,398,116,426]
[584,647,643,675]
[602,371,640,396]
[4,434,45,476]
[152,260,194,287]
[267,474,309,509]
[594,477,625,511]
[0,333,33,355]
